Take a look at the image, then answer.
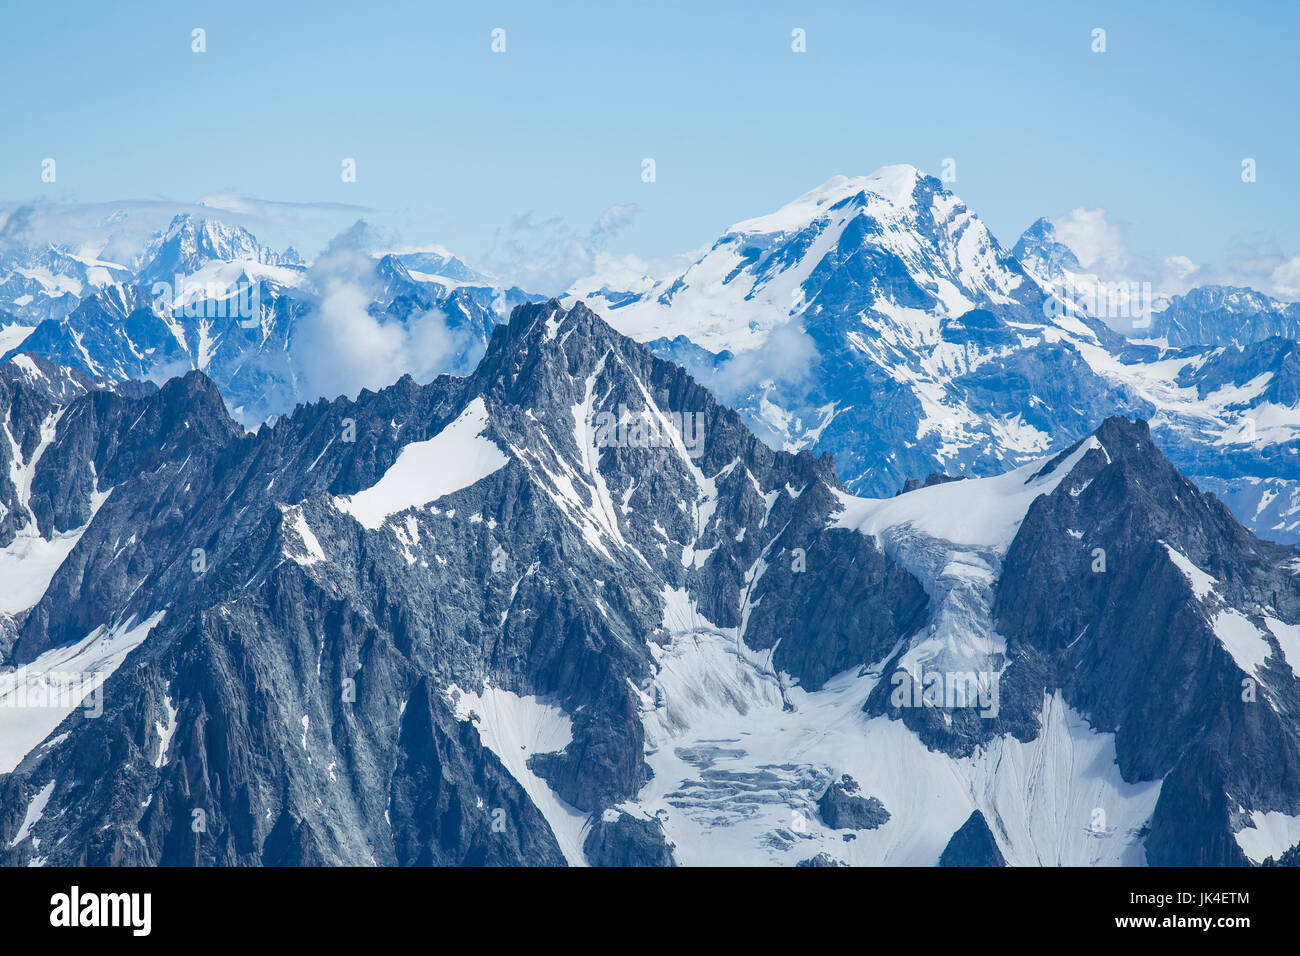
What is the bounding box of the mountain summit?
[574,166,1129,497]
[3,301,1298,866]
[137,214,297,284]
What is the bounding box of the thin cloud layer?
[481,203,640,295]
[0,196,370,267]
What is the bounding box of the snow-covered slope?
[4,303,1296,867]
[573,165,1063,353]
[568,167,1300,545]
[136,214,304,286]
[570,166,1130,497]
[0,242,130,325]
[3,217,543,426]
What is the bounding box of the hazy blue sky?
[2,0,1297,292]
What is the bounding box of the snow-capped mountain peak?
[1012,216,1082,280]
[5,301,1299,868]
[0,239,132,326]
[572,163,1050,357]
[138,213,296,283]
[729,164,926,236]
[390,246,489,286]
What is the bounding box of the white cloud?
[712,321,820,400]
[593,203,638,239]
[1270,258,1300,299]
[1045,208,1300,304]
[566,247,706,298]
[290,223,483,402]
[1051,208,1129,273]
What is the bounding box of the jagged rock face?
[939,811,1006,867]
[1,280,532,428]
[3,226,543,427]
[1165,337,1300,514]
[138,215,296,285]
[796,852,848,867]
[6,283,281,384]
[0,354,160,658]
[1011,218,1082,282]
[1178,336,1300,411]
[8,188,1300,550]
[1012,219,1300,546]
[582,812,676,866]
[571,174,1300,548]
[0,240,131,321]
[817,775,889,830]
[10,371,242,665]
[1195,475,1300,549]
[2,302,1299,868]
[0,356,96,549]
[0,301,926,865]
[994,418,1300,865]
[597,169,1139,501]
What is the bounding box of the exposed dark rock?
[896,472,967,496]
[582,812,675,867]
[994,417,1300,865]
[817,775,889,830]
[3,304,1299,869]
[0,302,928,865]
[796,852,848,867]
[938,811,1006,867]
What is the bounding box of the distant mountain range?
[1,214,542,425]
[5,173,1300,549]
[567,167,1300,545]
[4,172,1300,867]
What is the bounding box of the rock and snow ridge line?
[6,166,1300,545]
[333,397,509,530]
[4,296,1300,867]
